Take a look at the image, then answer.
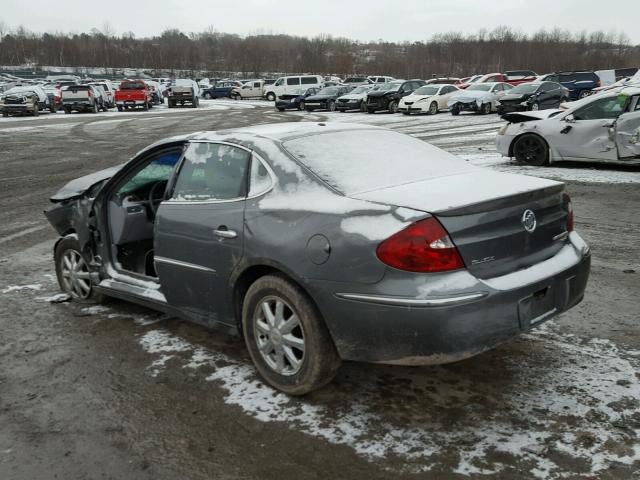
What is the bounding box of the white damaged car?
[496,87,640,166]
[398,84,460,115]
[448,82,513,115]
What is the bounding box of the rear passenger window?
[301,77,317,85]
[287,78,301,86]
[248,156,272,197]
[172,143,250,201]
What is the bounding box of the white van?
[264,75,324,101]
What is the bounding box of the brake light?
[87,89,93,97]
[567,200,574,232]
[376,217,465,273]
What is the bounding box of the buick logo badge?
[522,209,537,233]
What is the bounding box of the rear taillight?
[376,217,465,273]
[87,89,93,97]
[567,200,574,232]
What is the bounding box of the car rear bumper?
[116,100,146,106]
[310,232,590,364]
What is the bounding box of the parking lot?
[1,100,639,479]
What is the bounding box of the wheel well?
[508,131,550,158]
[232,265,321,333]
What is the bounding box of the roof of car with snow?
[191,122,386,142]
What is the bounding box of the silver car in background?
[45,123,590,394]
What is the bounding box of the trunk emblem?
[522,210,537,233]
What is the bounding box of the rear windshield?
[121,82,146,90]
[64,85,91,91]
[282,130,471,194]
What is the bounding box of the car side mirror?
[564,114,576,123]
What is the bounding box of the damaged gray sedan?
[45,122,591,394]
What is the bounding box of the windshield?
[350,86,369,94]
[377,82,402,92]
[468,75,482,83]
[510,84,539,94]
[5,87,37,95]
[414,86,439,96]
[318,87,340,95]
[121,82,146,90]
[467,84,492,92]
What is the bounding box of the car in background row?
[457,72,536,89]
[146,80,166,105]
[538,71,600,100]
[265,75,325,101]
[335,85,374,112]
[367,76,395,84]
[343,76,371,87]
[425,77,461,85]
[0,85,56,116]
[275,87,319,111]
[366,79,426,113]
[232,80,266,99]
[115,80,154,111]
[399,84,460,115]
[89,81,116,108]
[167,79,200,108]
[304,86,353,112]
[62,84,103,113]
[44,122,590,394]
[496,87,640,165]
[496,82,568,114]
[448,82,513,114]
[202,80,241,99]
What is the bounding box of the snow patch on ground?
[79,305,111,315]
[2,284,43,293]
[35,293,70,303]
[137,322,640,478]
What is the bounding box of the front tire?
[388,100,399,113]
[54,237,104,304]
[327,100,335,112]
[451,105,460,116]
[480,102,492,114]
[531,102,540,111]
[428,101,438,115]
[242,275,341,395]
[578,90,590,99]
[513,133,549,166]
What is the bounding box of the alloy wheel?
[60,249,92,299]
[253,296,306,376]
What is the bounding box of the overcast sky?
[1,0,638,44]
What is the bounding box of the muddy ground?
[1,101,639,479]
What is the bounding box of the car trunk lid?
[350,170,570,278]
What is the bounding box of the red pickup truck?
[458,71,537,89]
[115,80,153,111]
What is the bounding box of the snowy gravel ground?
[1,100,638,480]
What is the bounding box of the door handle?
[213,227,237,239]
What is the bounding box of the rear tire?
[54,236,105,304]
[480,102,492,115]
[266,92,276,102]
[388,100,399,113]
[513,133,549,166]
[143,101,149,111]
[327,100,335,112]
[242,275,341,395]
[578,90,590,99]
[277,107,285,112]
[531,102,540,111]
[117,105,123,112]
[359,100,366,112]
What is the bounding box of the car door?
[615,95,640,158]
[553,96,624,160]
[539,83,559,108]
[154,141,251,327]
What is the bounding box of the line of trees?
[0,21,638,78]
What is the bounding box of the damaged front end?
[44,165,122,251]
